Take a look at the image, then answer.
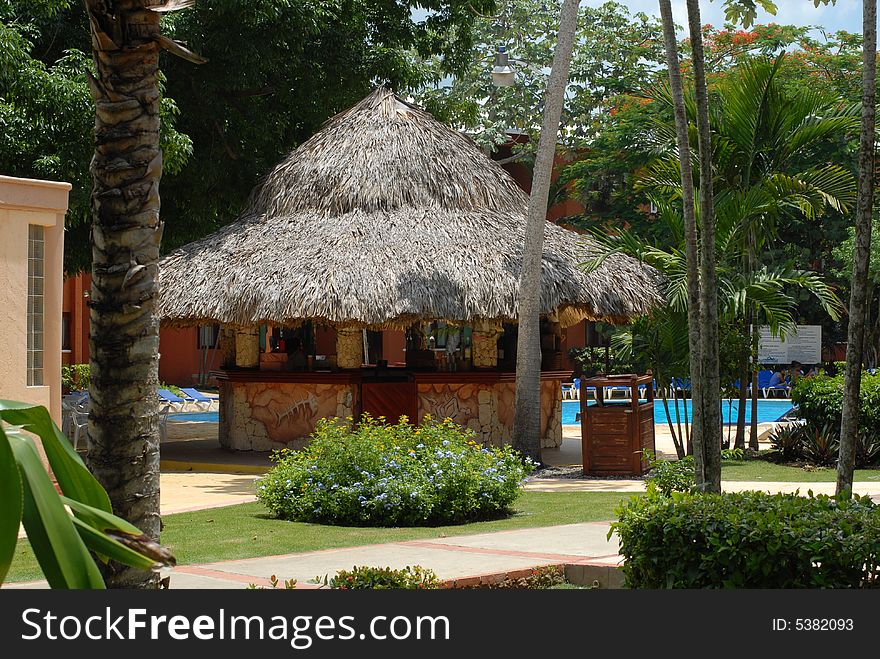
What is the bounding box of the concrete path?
[162,522,621,590]
[9,522,621,590]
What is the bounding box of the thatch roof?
[158,87,661,329]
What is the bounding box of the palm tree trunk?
[512,0,581,464]
[685,0,722,493]
[735,358,748,450]
[659,0,704,478]
[838,0,877,498]
[84,0,163,588]
[660,387,684,458]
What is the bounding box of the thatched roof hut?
[158,87,661,329]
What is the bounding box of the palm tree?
[682,0,722,493]
[611,308,690,458]
[839,0,877,498]
[83,0,202,588]
[587,202,843,456]
[512,0,580,464]
[657,0,703,467]
[642,53,858,450]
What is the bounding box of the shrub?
[256,415,534,526]
[644,451,694,496]
[472,566,565,589]
[791,373,880,450]
[799,422,840,466]
[61,363,90,392]
[768,424,804,461]
[856,432,880,468]
[768,421,879,468]
[721,447,744,460]
[322,565,440,590]
[613,490,880,588]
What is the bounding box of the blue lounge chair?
[757,370,789,398]
[671,377,691,394]
[180,387,216,411]
[157,388,187,411]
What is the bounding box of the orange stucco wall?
[158,326,221,386]
[0,175,69,427]
[62,272,91,366]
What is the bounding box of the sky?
[413,1,866,35]
[609,0,864,35]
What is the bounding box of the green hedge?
[613,490,880,588]
[791,373,880,443]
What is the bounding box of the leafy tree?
[0,0,191,272]
[157,0,496,259]
[416,1,666,157]
[1,1,496,271]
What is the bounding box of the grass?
[721,459,880,482]
[5,490,634,584]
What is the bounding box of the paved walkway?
[168,522,622,589]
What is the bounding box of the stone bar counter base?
[214,370,565,451]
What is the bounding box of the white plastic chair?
[63,396,89,451]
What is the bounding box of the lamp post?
[491,46,516,87]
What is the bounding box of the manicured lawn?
[721,459,880,482]
[5,491,635,584]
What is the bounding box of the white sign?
[757,325,822,365]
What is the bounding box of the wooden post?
[234,327,259,368]
[472,320,501,368]
[336,326,363,369]
[220,326,236,368]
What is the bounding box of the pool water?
[168,411,219,423]
[561,399,793,426]
[169,400,795,427]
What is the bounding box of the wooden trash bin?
[580,374,655,476]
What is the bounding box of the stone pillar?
[336,326,363,369]
[472,320,501,369]
[542,389,563,448]
[234,327,260,368]
[220,326,237,367]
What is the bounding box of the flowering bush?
[256,415,534,526]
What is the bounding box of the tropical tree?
[512,0,580,464]
[642,54,858,449]
[838,0,877,498]
[657,0,703,467]
[82,0,206,589]
[610,309,690,458]
[588,198,843,457]
[0,0,192,272]
[416,0,665,159]
[2,1,496,272]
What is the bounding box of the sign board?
[756,325,822,365]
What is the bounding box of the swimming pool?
[561,399,793,426]
[170,400,795,427]
[168,411,219,423]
